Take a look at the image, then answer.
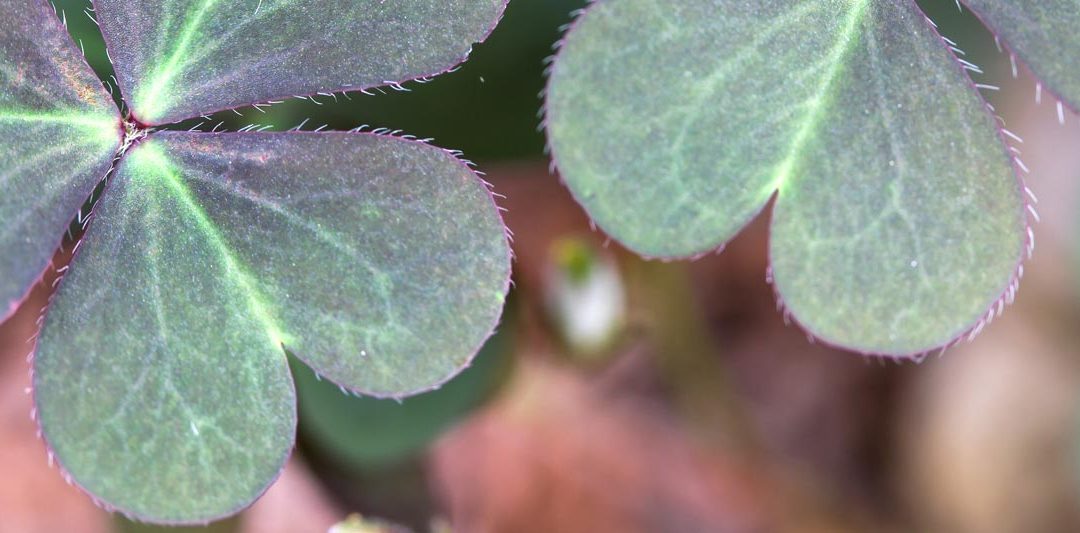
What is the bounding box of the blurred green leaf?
[115,515,240,533]
[293,323,512,470]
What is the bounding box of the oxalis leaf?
[94,0,507,125]
[545,0,1029,355]
[0,0,120,321]
[34,133,510,522]
[11,0,511,524]
[960,0,1080,111]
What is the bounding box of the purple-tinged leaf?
[94,0,507,125]
[34,131,510,521]
[0,0,121,321]
[33,139,297,522]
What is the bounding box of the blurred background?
[3,1,1080,531]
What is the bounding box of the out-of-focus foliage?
[115,515,239,533]
[293,326,511,470]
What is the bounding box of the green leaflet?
[94,0,506,124]
[962,0,1080,109]
[35,132,508,521]
[0,0,120,318]
[546,0,1026,354]
[9,0,511,523]
[131,133,511,395]
[33,141,296,522]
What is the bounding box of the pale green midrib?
[176,0,294,70]
[0,111,120,147]
[136,146,291,346]
[136,0,221,121]
[0,111,117,131]
[766,0,871,194]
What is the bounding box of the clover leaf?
[544,0,1038,356]
[3,0,510,524]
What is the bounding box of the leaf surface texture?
[0,0,120,317]
[95,0,506,124]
